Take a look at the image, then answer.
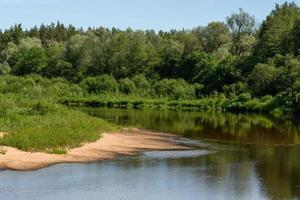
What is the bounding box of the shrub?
[119,78,136,95]
[80,75,119,94]
[154,79,196,100]
[132,74,154,97]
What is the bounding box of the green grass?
[0,75,295,153]
[0,75,117,153]
[0,109,117,152]
[61,94,277,114]
[47,148,67,154]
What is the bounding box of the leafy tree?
[253,3,300,63]
[43,42,71,78]
[0,1,298,106]
[5,37,47,75]
[292,20,300,55]
[196,22,231,53]
[249,63,277,96]
[190,52,218,87]
[156,39,184,78]
[226,9,256,56]
[14,47,47,75]
[210,56,241,92]
[0,24,24,51]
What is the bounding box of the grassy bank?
[0,74,297,153]
[0,104,116,152]
[61,93,292,117]
[0,76,117,153]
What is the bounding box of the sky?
[0,0,299,31]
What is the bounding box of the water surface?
[1,108,300,200]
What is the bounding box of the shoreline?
[0,129,189,171]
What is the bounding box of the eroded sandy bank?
[0,129,189,171]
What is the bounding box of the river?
[1,108,300,200]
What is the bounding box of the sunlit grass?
[0,75,117,153]
[0,109,117,152]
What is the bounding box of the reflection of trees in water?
[85,107,300,199]
[84,108,300,144]
[250,145,300,200]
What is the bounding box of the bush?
[249,63,277,96]
[154,79,196,100]
[223,82,248,97]
[119,78,136,95]
[132,74,154,97]
[80,75,119,94]
[0,62,11,75]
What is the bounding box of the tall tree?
[253,2,300,63]
[196,22,231,53]
[226,9,256,56]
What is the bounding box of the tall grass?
[62,94,278,114]
[0,108,116,151]
[0,75,117,152]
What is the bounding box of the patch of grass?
[47,148,67,154]
[0,109,117,152]
[62,93,289,116]
[0,75,118,152]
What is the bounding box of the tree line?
[0,2,300,113]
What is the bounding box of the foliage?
[80,75,119,94]
[0,75,117,152]
[253,2,300,63]
[0,1,299,128]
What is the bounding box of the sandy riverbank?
[0,129,188,171]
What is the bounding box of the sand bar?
[0,129,189,171]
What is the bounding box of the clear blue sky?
[0,0,299,31]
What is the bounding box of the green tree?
[6,37,47,75]
[197,22,231,53]
[253,3,300,63]
[227,9,256,56]
[292,20,300,55]
[156,39,184,78]
[249,63,277,96]
[43,43,72,78]
[14,47,47,75]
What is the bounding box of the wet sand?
[0,129,188,171]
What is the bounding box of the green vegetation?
[0,76,117,152]
[1,2,300,152]
[0,3,299,115]
[81,107,300,145]
[62,94,277,114]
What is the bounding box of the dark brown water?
[1,108,300,200]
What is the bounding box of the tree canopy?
[0,2,300,114]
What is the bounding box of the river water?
[1,108,300,200]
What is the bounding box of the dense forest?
[1,2,300,116]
